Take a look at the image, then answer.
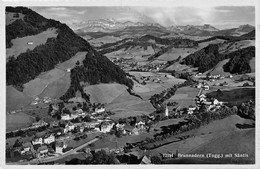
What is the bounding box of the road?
[6,138,99,165]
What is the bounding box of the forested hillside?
[6,7,133,98]
[223,46,255,74]
[182,44,255,73]
[60,51,133,101]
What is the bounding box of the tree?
[243,82,250,87]
[91,150,117,164]
[151,155,162,164]
[35,115,41,122]
[13,139,22,148]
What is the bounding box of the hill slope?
[6,7,133,101]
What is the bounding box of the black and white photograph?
[2,0,259,167]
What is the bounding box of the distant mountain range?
[73,18,254,37]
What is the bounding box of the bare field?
[6,28,58,59]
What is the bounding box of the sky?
[32,6,255,29]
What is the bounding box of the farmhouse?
[99,121,114,133]
[27,41,33,45]
[37,145,48,158]
[21,142,32,154]
[43,134,55,144]
[95,107,105,114]
[61,114,72,121]
[31,120,48,128]
[32,137,43,145]
[55,141,67,154]
[64,122,75,133]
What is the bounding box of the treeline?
[149,78,196,109]
[6,7,92,89]
[197,35,254,44]
[182,45,255,73]
[60,51,133,101]
[6,124,50,139]
[240,30,255,38]
[98,35,198,57]
[223,46,255,74]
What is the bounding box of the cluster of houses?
[196,81,209,90]
[114,120,149,136]
[131,62,167,72]
[14,132,67,159]
[31,96,52,105]
[194,94,223,112]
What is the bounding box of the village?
[6,70,232,164]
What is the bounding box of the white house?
[100,122,114,133]
[197,83,203,88]
[55,141,67,154]
[165,105,169,117]
[43,134,55,144]
[61,114,72,121]
[64,122,75,133]
[21,142,32,154]
[27,41,33,45]
[188,107,196,115]
[203,85,209,90]
[32,137,43,145]
[95,107,105,114]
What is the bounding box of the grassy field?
[150,115,255,160]
[6,28,58,59]
[6,86,33,112]
[204,59,230,76]
[89,36,122,46]
[6,12,25,25]
[56,52,87,70]
[6,112,35,132]
[22,51,87,98]
[167,86,200,108]
[107,91,155,119]
[83,83,127,104]
[23,69,66,97]
[219,40,255,54]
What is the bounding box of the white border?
[0,0,259,169]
